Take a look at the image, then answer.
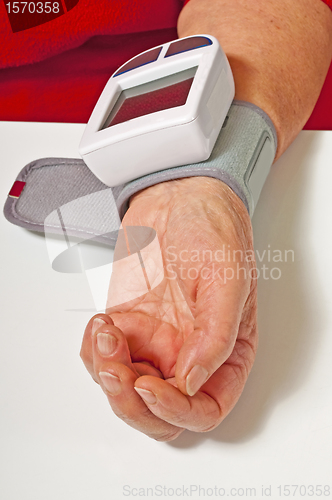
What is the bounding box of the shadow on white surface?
[168,132,326,448]
[2,124,332,500]
[1,125,329,453]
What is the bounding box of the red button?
[165,37,212,58]
[113,47,162,77]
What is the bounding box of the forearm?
[178,0,332,159]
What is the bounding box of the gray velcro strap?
[4,157,123,246]
[3,101,277,243]
[116,100,277,218]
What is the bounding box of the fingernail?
[97,332,117,357]
[186,365,209,396]
[99,371,122,396]
[134,387,157,405]
[92,317,106,335]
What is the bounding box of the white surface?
[1,122,332,499]
[80,34,234,186]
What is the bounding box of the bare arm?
[178,0,332,159]
[81,1,332,441]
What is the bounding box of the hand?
[80,177,258,441]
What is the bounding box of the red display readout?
[107,77,194,127]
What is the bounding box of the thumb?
[175,273,250,396]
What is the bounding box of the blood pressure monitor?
[79,35,235,186]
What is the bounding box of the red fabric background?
[0,0,331,129]
[323,0,332,8]
[0,0,184,68]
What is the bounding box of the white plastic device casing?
[79,35,235,187]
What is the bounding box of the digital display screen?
[101,67,197,129]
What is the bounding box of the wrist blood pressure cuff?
[117,100,277,217]
[4,100,277,244]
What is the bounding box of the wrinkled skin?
[80,177,258,441]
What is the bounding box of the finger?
[91,317,138,378]
[132,362,164,378]
[92,321,182,440]
[84,317,181,440]
[134,375,222,432]
[135,335,256,432]
[175,268,251,396]
[98,362,184,441]
[80,314,114,382]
